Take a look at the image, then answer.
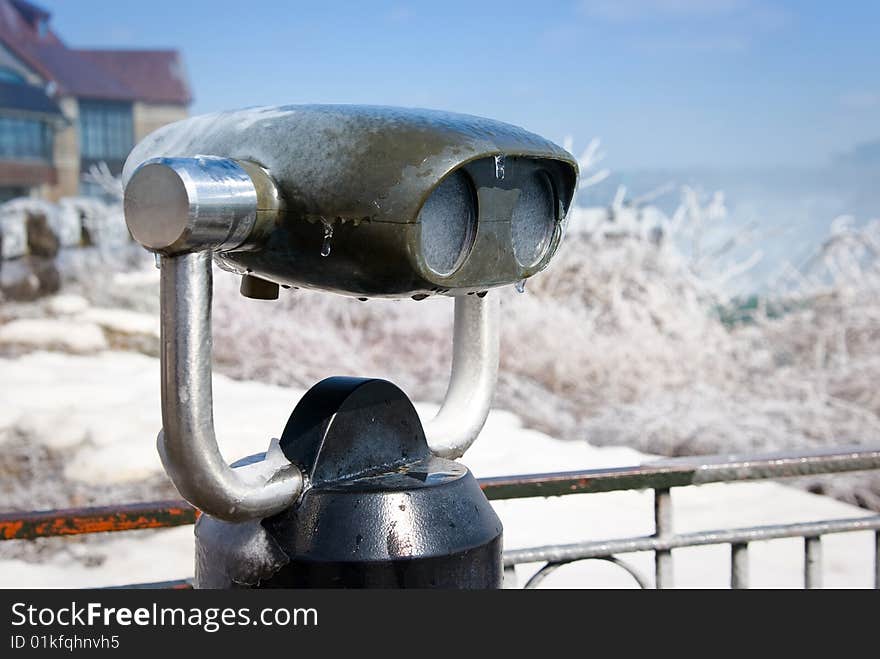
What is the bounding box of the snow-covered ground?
[0,348,875,588]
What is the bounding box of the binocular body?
[123,104,577,588]
[123,105,577,298]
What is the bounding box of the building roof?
[0,0,191,105]
[77,50,191,105]
[19,43,137,101]
[0,0,62,47]
[0,78,61,116]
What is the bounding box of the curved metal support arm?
[425,293,500,459]
[159,252,303,521]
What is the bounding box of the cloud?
[840,92,880,111]
[579,0,790,29]
[835,139,880,167]
[537,23,587,52]
[386,5,415,24]
[577,0,790,52]
[108,25,135,45]
[634,34,749,52]
[580,0,751,21]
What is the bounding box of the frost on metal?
[121,104,573,231]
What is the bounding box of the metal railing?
[2,445,879,589]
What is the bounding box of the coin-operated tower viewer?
[123,105,578,588]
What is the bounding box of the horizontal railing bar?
[502,515,880,566]
[2,445,879,541]
[0,500,197,541]
[106,515,880,588]
[480,464,697,500]
[482,445,880,501]
[104,579,192,590]
[666,445,880,485]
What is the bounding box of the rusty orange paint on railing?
[1,520,24,539]
[0,500,197,541]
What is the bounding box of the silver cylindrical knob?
[124,156,259,254]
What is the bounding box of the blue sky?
[38,1,880,171]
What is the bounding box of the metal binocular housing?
[122,104,578,526]
[123,105,577,297]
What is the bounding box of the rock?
[25,255,60,295]
[0,256,61,301]
[0,259,39,300]
[26,212,59,258]
[0,215,27,259]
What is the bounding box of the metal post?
[730,542,749,589]
[804,536,822,589]
[654,488,673,589]
[425,293,500,460]
[874,531,879,590]
[503,565,519,589]
[157,252,302,521]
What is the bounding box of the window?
[0,67,26,84]
[0,116,52,160]
[0,186,27,202]
[78,100,133,161]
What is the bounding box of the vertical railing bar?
[804,535,822,589]
[730,542,749,589]
[503,565,519,589]
[654,487,673,589]
[874,531,879,590]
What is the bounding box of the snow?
[110,269,159,289]
[0,351,302,483]
[0,318,108,353]
[0,350,874,588]
[45,294,90,316]
[39,296,159,342]
[0,529,196,589]
[76,308,159,338]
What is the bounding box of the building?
[0,0,191,201]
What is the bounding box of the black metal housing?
[194,377,503,588]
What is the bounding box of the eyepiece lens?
[511,171,556,267]
[418,170,476,276]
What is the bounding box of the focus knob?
[124,156,260,254]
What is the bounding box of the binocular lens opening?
[418,169,477,276]
[511,170,556,268]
